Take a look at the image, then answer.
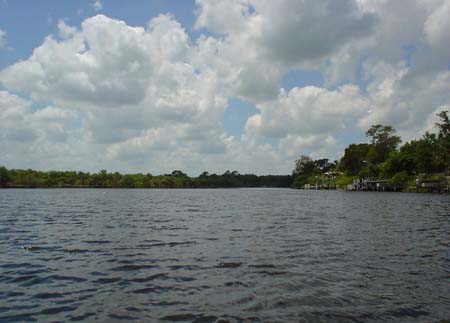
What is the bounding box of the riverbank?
[0,167,292,189]
[1,167,449,193]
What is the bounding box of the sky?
[0,0,449,176]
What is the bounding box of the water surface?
[0,189,449,322]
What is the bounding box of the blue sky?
[0,0,449,174]
[0,1,197,66]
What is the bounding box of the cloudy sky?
[0,0,449,175]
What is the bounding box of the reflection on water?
[0,189,449,322]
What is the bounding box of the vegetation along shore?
[1,111,449,193]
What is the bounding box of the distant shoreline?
[0,168,293,189]
[0,167,448,193]
[1,186,448,194]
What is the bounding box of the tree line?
[292,110,450,190]
[0,167,292,189]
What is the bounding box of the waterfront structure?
[347,178,391,191]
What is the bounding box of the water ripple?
[0,188,449,322]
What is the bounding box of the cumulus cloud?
[322,0,450,140]
[0,14,233,173]
[1,0,450,174]
[0,29,6,48]
[3,15,152,107]
[424,0,450,62]
[0,90,81,172]
[246,85,370,139]
[195,0,376,65]
[57,19,77,39]
[194,0,251,34]
[243,85,371,162]
[193,0,376,102]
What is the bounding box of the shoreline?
[1,186,448,194]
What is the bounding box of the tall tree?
[292,155,316,176]
[0,167,10,187]
[366,124,401,163]
[339,143,370,175]
[435,110,450,172]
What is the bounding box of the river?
[0,188,449,322]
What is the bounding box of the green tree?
[0,167,10,187]
[435,110,450,173]
[292,155,316,177]
[390,171,409,190]
[416,134,440,173]
[171,170,187,177]
[339,143,370,175]
[314,158,337,173]
[366,124,401,163]
[358,163,380,178]
[292,175,309,189]
[199,171,209,178]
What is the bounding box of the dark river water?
[0,189,449,322]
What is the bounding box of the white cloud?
[92,0,102,12]
[57,19,77,39]
[194,0,251,34]
[279,134,339,160]
[2,15,160,107]
[243,85,371,162]
[0,90,77,161]
[424,0,450,61]
[246,85,371,139]
[0,14,233,173]
[1,1,450,174]
[0,29,6,48]
[195,0,376,66]
[192,0,377,102]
